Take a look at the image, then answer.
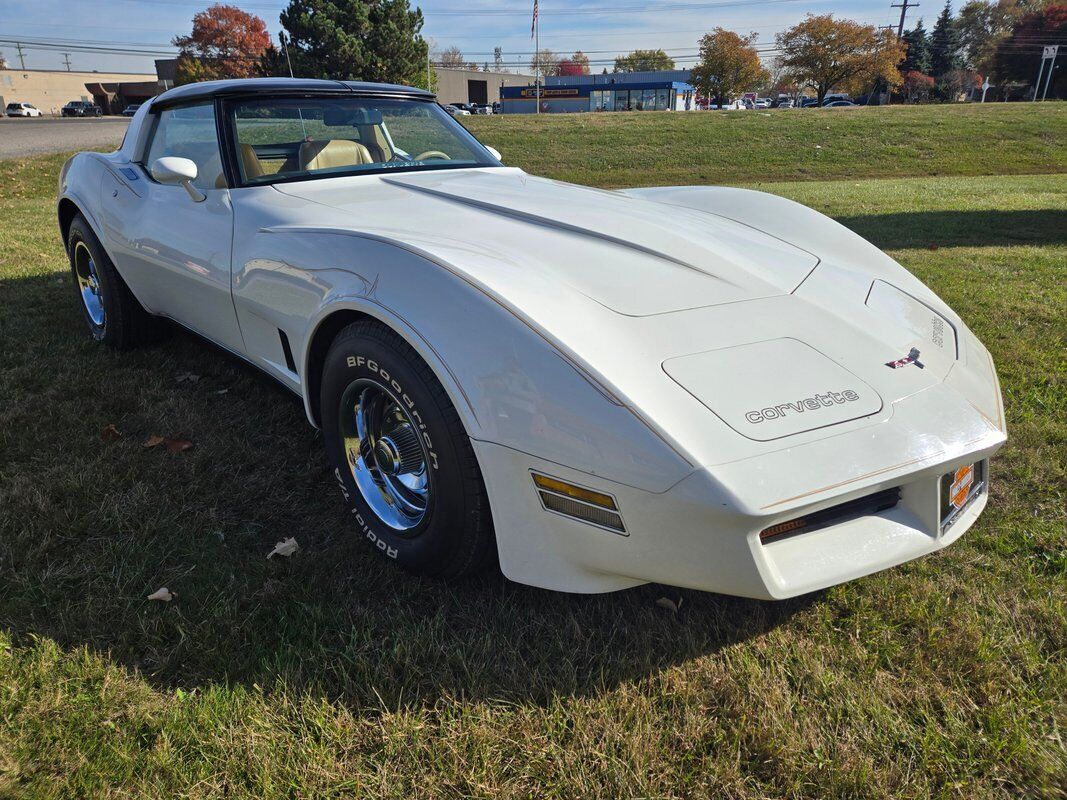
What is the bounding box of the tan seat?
[299,139,375,172]
[240,143,265,180]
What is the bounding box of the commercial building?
[0,68,160,114]
[500,69,696,114]
[431,67,535,106]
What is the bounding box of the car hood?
[274,167,818,317]
[270,168,997,463]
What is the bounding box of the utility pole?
[892,0,918,39]
[62,52,72,71]
[15,41,26,69]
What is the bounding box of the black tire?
[321,320,496,579]
[67,213,160,349]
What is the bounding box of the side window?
[144,103,224,191]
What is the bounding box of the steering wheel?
[414,151,451,161]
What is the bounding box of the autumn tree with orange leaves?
[690,29,770,104]
[173,4,272,85]
[776,15,906,104]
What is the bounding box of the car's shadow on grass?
[835,208,1067,250]
[0,284,818,709]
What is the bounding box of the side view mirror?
[150,157,205,202]
[485,146,502,162]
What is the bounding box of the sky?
[0,0,916,75]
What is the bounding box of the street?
[0,116,130,159]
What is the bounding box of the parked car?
[755,98,772,109]
[62,100,103,117]
[6,102,43,118]
[122,103,142,117]
[444,104,471,117]
[776,98,795,109]
[57,78,1006,600]
[492,101,502,114]
[825,100,858,108]
[474,104,493,115]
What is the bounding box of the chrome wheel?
[339,378,431,532]
[74,241,105,327]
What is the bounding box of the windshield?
[228,96,499,185]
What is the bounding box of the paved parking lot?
[0,116,130,159]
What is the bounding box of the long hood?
[274,168,817,316]
[270,169,1002,469]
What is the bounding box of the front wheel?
[67,213,161,349]
[321,320,495,579]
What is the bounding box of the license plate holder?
[940,461,985,532]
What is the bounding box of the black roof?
[153,78,435,108]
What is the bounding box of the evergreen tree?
[280,0,430,89]
[901,18,933,74]
[929,1,963,78]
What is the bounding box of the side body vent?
[278,329,297,374]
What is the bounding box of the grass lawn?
[465,103,1067,187]
[0,105,1065,797]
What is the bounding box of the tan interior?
[240,143,265,180]
[299,139,375,172]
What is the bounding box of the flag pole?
[533,1,540,114]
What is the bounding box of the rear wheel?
[67,213,160,349]
[321,320,495,579]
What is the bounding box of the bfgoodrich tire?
[321,320,496,579]
[67,213,160,349]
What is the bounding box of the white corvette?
[57,79,1006,599]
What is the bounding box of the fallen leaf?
[215,388,229,395]
[101,423,122,442]
[175,372,200,384]
[144,435,194,452]
[267,537,299,559]
[655,597,679,613]
[146,587,174,602]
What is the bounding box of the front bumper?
[474,381,1006,600]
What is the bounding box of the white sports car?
[57,79,1006,599]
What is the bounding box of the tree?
[0,51,7,70]
[777,14,907,104]
[438,46,467,69]
[172,4,272,85]
[901,69,937,100]
[529,48,560,76]
[930,1,964,78]
[689,29,769,105]
[613,49,675,73]
[280,0,430,89]
[901,18,933,73]
[993,4,1067,97]
[940,66,984,98]
[957,0,1021,73]
[557,50,590,76]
